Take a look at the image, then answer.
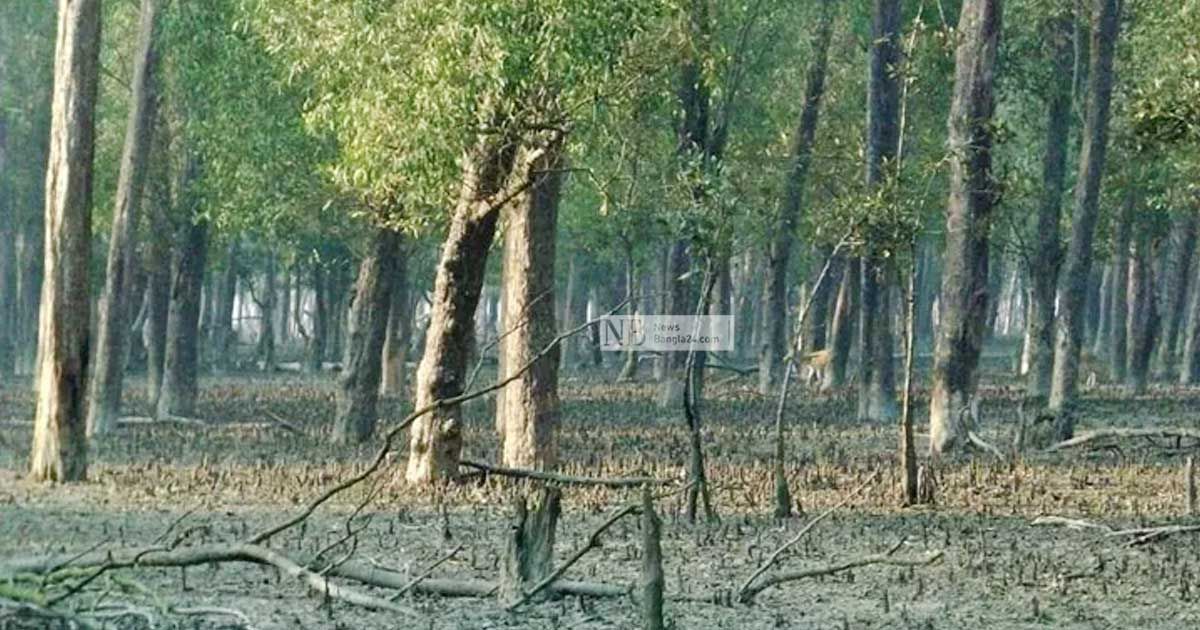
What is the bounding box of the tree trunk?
[211,241,238,373]
[1107,191,1135,382]
[1156,211,1198,376]
[1027,15,1073,398]
[497,140,564,470]
[1180,259,1200,384]
[144,209,171,409]
[30,0,101,482]
[157,184,208,419]
[759,0,834,394]
[824,256,858,390]
[333,228,400,444]
[1048,0,1122,434]
[305,262,327,374]
[380,244,411,398]
[857,0,902,422]
[406,135,516,484]
[86,0,160,436]
[0,115,13,378]
[257,256,277,372]
[1093,263,1111,357]
[928,0,1000,455]
[1126,232,1157,394]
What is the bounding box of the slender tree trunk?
[929,0,1000,455]
[406,135,516,484]
[805,249,842,353]
[211,241,238,373]
[1156,211,1198,376]
[1126,232,1157,393]
[380,243,411,397]
[498,140,564,469]
[618,250,641,381]
[257,256,277,372]
[0,115,13,378]
[157,197,207,419]
[277,261,290,346]
[1107,190,1135,382]
[144,207,170,409]
[1048,0,1122,435]
[1180,261,1200,384]
[333,228,400,443]
[1027,15,1072,398]
[305,263,327,374]
[857,0,902,422]
[759,0,834,393]
[824,256,858,390]
[29,0,101,482]
[86,0,160,436]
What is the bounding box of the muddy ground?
[3,354,1200,629]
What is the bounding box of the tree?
[1048,0,1121,436]
[87,0,162,437]
[928,0,1002,455]
[858,0,902,422]
[29,0,102,482]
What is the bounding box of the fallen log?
[460,459,672,488]
[739,545,944,603]
[1046,428,1200,452]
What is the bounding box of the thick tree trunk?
[857,0,902,421]
[86,0,160,436]
[30,0,101,482]
[915,241,938,350]
[333,228,400,443]
[1180,263,1200,384]
[157,195,208,419]
[824,256,858,390]
[759,0,833,393]
[1027,15,1073,399]
[144,214,171,408]
[1107,191,1134,382]
[928,0,1000,455]
[305,263,327,374]
[406,136,516,484]
[497,140,564,470]
[1156,212,1198,376]
[1048,0,1121,435]
[379,245,411,398]
[1126,232,1157,394]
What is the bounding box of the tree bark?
[257,255,277,371]
[211,241,238,373]
[1156,211,1198,376]
[333,228,400,443]
[929,0,1001,455]
[29,0,101,482]
[759,0,834,394]
[1126,232,1157,394]
[857,0,902,421]
[497,140,564,470]
[406,135,516,484]
[157,178,208,419]
[0,114,13,377]
[1027,15,1073,399]
[86,0,160,436]
[380,243,411,397]
[1107,190,1135,382]
[1048,0,1121,434]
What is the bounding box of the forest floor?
[3,349,1200,629]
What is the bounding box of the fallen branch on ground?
[1031,516,1200,546]
[738,542,944,603]
[1046,428,1200,452]
[737,469,881,600]
[460,459,673,488]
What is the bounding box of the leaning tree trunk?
[497,140,565,470]
[1048,0,1121,436]
[1126,232,1157,394]
[1027,15,1073,399]
[86,0,160,437]
[928,0,1000,455]
[1107,191,1135,383]
[333,228,400,444]
[857,0,902,422]
[406,135,516,484]
[1156,211,1198,376]
[379,244,411,398]
[157,193,208,419]
[30,0,101,482]
[759,0,834,394]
